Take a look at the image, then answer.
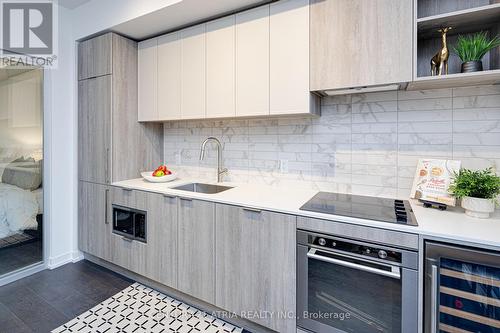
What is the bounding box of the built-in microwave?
[112,205,147,242]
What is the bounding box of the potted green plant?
[452,32,500,73]
[449,167,500,218]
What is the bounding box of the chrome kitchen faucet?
[200,137,228,183]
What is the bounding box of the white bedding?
[0,183,39,238]
[32,187,43,214]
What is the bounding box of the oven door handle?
[307,248,401,280]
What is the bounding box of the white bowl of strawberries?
[141,165,177,183]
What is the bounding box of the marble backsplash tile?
[164,85,500,199]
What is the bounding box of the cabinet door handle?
[243,207,262,214]
[431,264,438,333]
[179,197,193,202]
[104,189,109,224]
[122,236,133,242]
[105,148,110,184]
[163,194,176,199]
[122,187,133,192]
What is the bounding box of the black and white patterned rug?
[52,283,244,333]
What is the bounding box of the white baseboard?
[48,250,84,269]
[72,251,85,263]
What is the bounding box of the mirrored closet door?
[0,64,44,278]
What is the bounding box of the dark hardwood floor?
[0,260,133,333]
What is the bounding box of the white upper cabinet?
[270,0,314,115]
[137,2,318,121]
[158,32,182,120]
[181,24,206,120]
[235,5,270,117]
[138,38,158,122]
[206,16,236,118]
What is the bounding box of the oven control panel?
[311,235,402,264]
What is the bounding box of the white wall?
[44,5,78,268]
[46,0,186,268]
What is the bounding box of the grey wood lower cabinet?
[215,204,297,333]
[108,187,178,288]
[78,181,112,261]
[109,188,146,276]
[79,187,300,330]
[177,198,216,304]
[148,193,178,288]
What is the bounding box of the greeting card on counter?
[410,159,461,206]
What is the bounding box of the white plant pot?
[461,196,495,219]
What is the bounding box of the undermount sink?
[172,183,233,194]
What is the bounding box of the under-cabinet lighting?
[323,84,401,96]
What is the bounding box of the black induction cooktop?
[300,192,418,226]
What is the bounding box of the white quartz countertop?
[113,178,500,249]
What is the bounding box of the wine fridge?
[425,241,500,333]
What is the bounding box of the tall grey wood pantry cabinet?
[78,32,163,258]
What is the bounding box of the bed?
[0,157,42,250]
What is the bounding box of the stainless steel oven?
[297,230,418,333]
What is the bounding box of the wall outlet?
[176,150,182,165]
[279,160,289,173]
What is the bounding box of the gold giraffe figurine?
[431,27,452,76]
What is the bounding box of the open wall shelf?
[415,0,500,89]
[407,68,500,90]
[417,3,500,39]
[417,0,500,19]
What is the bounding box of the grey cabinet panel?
[178,198,215,304]
[109,187,147,275]
[78,181,112,261]
[78,33,112,80]
[215,204,296,333]
[110,231,148,276]
[109,188,177,287]
[111,34,164,181]
[146,193,178,288]
[297,216,419,250]
[78,33,163,184]
[78,76,111,184]
[310,0,413,91]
